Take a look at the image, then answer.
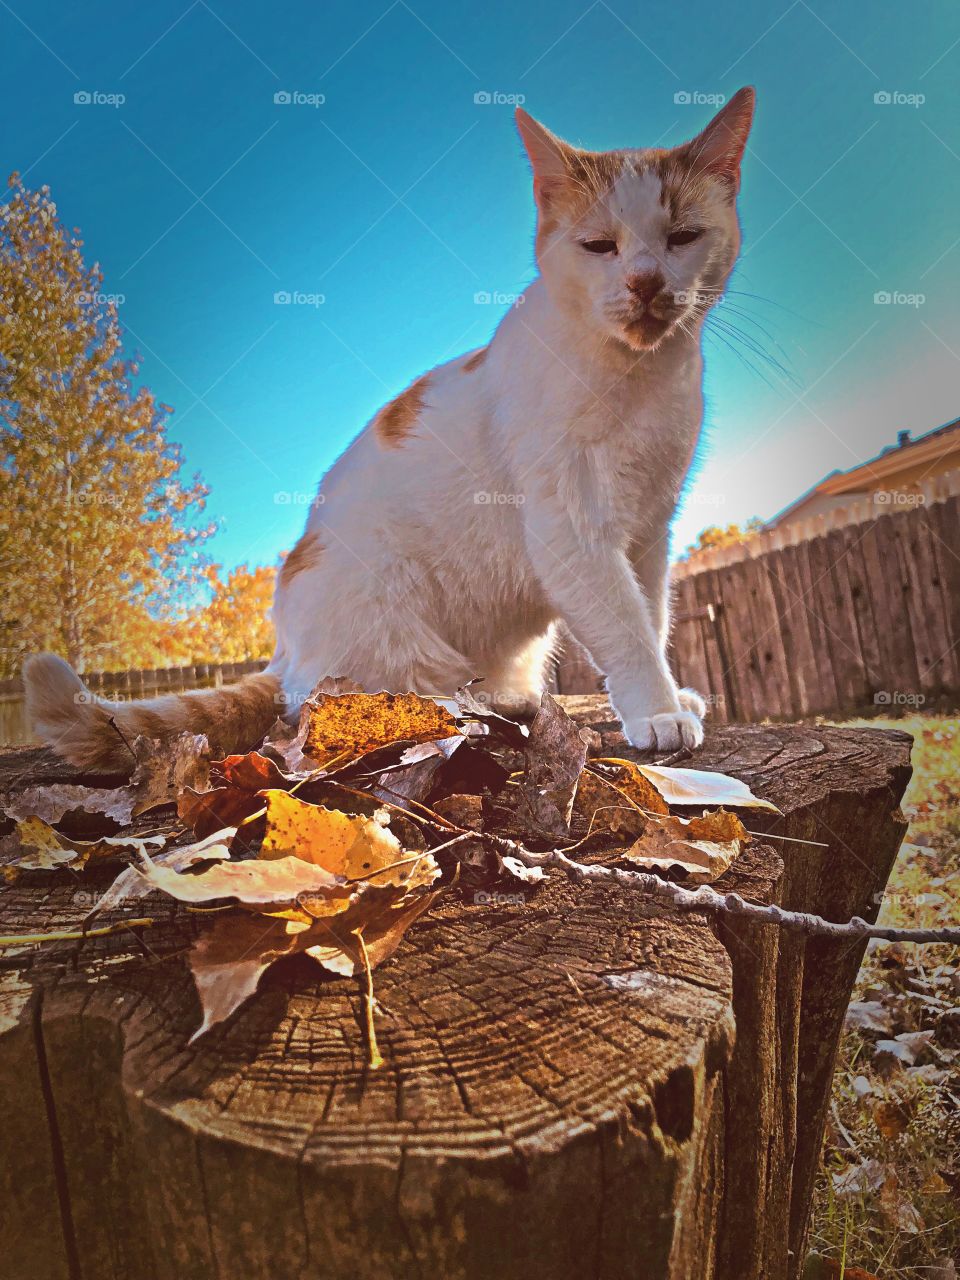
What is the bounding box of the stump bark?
[0,700,911,1280]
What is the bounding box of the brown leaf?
[370,735,464,805]
[178,785,261,839]
[519,693,589,837]
[128,732,211,816]
[1,783,137,827]
[187,912,301,1042]
[303,691,460,767]
[454,684,530,748]
[872,1098,912,1139]
[213,750,291,791]
[432,793,484,830]
[623,809,748,883]
[573,760,669,839]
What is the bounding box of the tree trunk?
[0,700,912,1280]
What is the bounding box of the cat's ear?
[515,108,576,207]
[682,87,755,188]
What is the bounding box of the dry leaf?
[573,760,668,838]
[128,732,211,816]
[370,734,464,805]
[134,792,442,1040]
[628,762,780,812]
[0,816,165,875]
[831,1157,886,1198]
[519,693,589,837]
[189,913,299,1040]
[178,785,261,839]
[304,691,460,767]
[2,783,137,828]
[845,1000,895,1036]
[623,809,748,883]
[94,828,238,915]
[454,684,530,748]
[433,793,484,830]
[879,1169,924,1234]
[872,1098,912,1139]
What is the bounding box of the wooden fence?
[0,660,268,746]
[556,474,960,723]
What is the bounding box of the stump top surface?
[0,700,911,1171]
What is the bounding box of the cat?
[25,88,755,771]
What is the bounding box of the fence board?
[665,497,959,721]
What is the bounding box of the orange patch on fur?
[462,348,487,373]
[374,374,431,448]
[280,530,325,589]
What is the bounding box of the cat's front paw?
[624,709,704,752]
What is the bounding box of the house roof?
[766,416,960,528]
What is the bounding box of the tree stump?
[0,699,912,1280]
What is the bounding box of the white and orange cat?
[26,89,755,770]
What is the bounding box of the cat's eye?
[580,238,618,255]
[667,227,704,249]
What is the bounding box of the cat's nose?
[625,271,665,309]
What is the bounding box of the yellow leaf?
[303,691,460,766]
[1,816,165,875]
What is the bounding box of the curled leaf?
[1,817,165,875]
[623,809,749,883]
[519,693,589,837]
[624,762,780,812]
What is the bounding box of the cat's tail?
[23,653,282,771]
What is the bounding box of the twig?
[491,837,960,944]
[353,929,383,1070]
[0,917,156,948]
[107,714,138,764]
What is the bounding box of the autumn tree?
[0,174,213,677]
[173,562,277,664]
[683,517,763,562]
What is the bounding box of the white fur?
[269,98,755,752]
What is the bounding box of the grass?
[807,714,960,1279]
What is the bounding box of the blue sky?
[3,0,958,568]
